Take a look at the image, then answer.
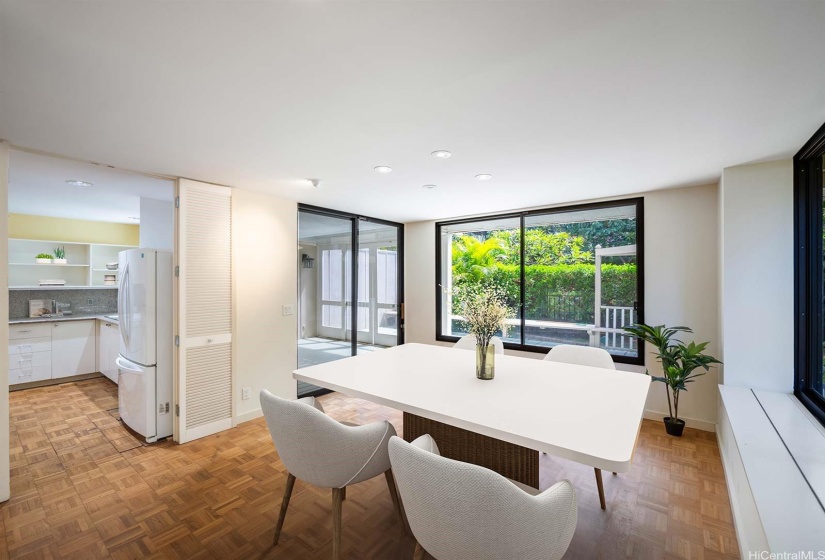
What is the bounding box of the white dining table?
[293,342,650,509]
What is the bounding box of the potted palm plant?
[456,285,512,380]
[623,324,721,437]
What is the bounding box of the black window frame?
[435,197,645,365]
[794,122,825,426]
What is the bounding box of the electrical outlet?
[242,387,251,400]
[282,305,294,316]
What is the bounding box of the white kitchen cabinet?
[8,336,52,356]
[9,323,51,340]
[51,320,96,378]
[8,336,52,385]
[97,320,120,384]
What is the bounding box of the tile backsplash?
[9,289,117,319]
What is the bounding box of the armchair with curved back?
[542,344,616,370]
[259,390,405,559]
[543,343,618,507]
[389,434,578,560]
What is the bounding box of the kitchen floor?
[0,377,739,559]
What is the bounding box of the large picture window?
[794,122,825,426]
[436,198,644,364]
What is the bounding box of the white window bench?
[718,385,825,557]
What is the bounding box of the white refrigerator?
[116,248,174,443]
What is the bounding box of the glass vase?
[475,342,495,380]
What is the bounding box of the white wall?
[644,184,720,427]
[139,197,174,250]
[0,142,10,502]
[404,221,437,346]
[719,159,794,392]
[405,183,721,430]
[233,189,298,423]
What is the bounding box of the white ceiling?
[8,150,174,223]
[1,1,824,223]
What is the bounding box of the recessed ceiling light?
[423,184,437,189]
[431,150,451,159]
[374,166,392,174]
[66,180,93,187]
[475,174,493,181]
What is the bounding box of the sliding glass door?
[304,213,352,342]
[297,205,403,396]
[356,220,401,352]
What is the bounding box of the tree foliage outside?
[479,229,594,266]
[449,223,637,325]
[548,219,636,253]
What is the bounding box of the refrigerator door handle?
[119,262,131,350]
[116,356,144,373]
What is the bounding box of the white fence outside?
[591,305,637,353]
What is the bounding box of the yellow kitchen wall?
[8,213,139,245]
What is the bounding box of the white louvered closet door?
[176,179,233,443]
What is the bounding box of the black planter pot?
[663,417,686,437]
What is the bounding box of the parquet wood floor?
[1,378,739,559]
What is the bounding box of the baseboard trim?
[643,409,716,432]
[10,372,105,392]
[234,408,263,426]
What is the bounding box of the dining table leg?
[594,468,606,510]
[403,412,539,489]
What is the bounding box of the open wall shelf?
[8,238,136,288]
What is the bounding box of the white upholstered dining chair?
[453,334,505,354]
[542,343,618,503]
[260,390,405,559]
[543,344,616,370]
[388,434,578,560]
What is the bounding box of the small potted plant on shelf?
[53,246,67,264]
[455,285,512,380]
[623,323,721,437]
[35,253,53,264]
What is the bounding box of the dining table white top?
[293,342,651,473]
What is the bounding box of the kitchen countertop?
[9,313,119,325]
